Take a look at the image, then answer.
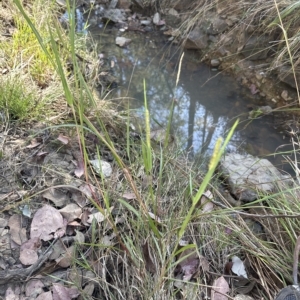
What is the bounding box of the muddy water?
[91,27,292,173]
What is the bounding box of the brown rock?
[184,27,208,50]
[278,65,300,89]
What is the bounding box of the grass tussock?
[0,0,57,87]
[66,148,300,299]
[0,0,100,122]
[0,76,39,120]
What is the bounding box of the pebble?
[255,73,262,80]
[153,12,160,25]
[281,90,289,101]
[168,8,179,17]
[56,0,66,6]
[211,59,220,67]
[115,37,132,47]
[140,20,151,26]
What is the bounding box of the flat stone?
[219,153,292,202]
[184,27,208,50]
[115,36,131,47]
[168,8,179,17]
[212,16,228,34]
[90,159,112,177]
[108,0,118,8]
[103,8,126,23]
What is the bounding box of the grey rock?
[277,65,299,89]
[184,27,208,50]
[208,35,218,43]
[103,8,126,23]
[168,8,179,17]
[108,0,118,9]
[164,13,180,28]
[140,19,151,26]
[153,12,160,25]
[115,36,131,47]
[209,16,228,34]
[90,159,112,177]
[0,218,8,228]
[281,90,289,101]
[219,153,292,202]
[239,35,270,60]
[211,59,220,67]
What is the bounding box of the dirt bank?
[153,0,300,129]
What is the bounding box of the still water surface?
[92,27,292,173]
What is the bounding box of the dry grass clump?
[66,146,300,299]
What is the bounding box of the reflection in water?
[92,28,291,172]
